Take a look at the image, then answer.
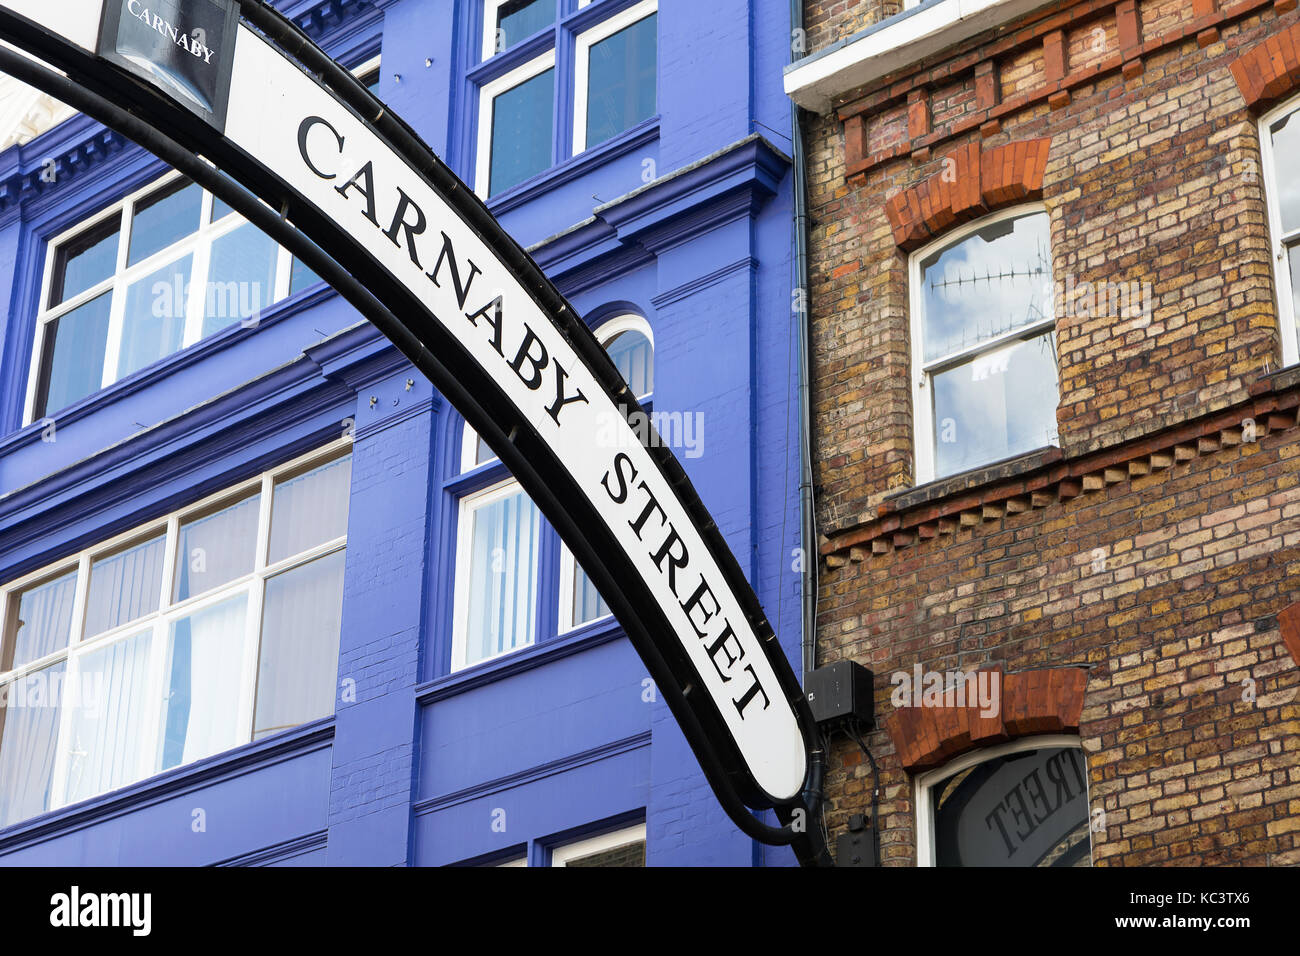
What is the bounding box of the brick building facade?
[786,0,1300,865]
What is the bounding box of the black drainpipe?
[789,0,818,683]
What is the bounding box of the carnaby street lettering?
[125,0,215,62]
[602,451,772,720]
[298,112,773,720]
[297,114,590,426]
[235,26,805,802]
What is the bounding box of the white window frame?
[475,50,556,199]
[913,734,1088,868]
[571,0,657,155]
[595,312,655,368]
[352,54,382,86]
[550,822,646,866]
[460,423,499,471]
[482,0,558,61]
[908,203,1056,485]
[450,476,540,672]
[24,169,296,426]
[556,314,652,634]
[1261,93,1300,369]
[0,439,352,824]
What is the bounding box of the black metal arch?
[0,0,831,866]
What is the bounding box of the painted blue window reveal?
[489,67,555,196]
[585,13,656,149]
[495,0,555,53]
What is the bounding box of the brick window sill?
[821,374,1300,564]
[884,445,1062,513]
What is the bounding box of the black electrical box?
[836,814,878,867]
[804,660,875,730]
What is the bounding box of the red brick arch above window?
[1229,21,1300,112]
[883,138,1051,251]
[885,666,1087,773]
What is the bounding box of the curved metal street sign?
[0,0,828,860]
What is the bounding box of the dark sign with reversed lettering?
[936,747,1091,867]
[97,0,238,128]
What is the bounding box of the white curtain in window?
[571,563,611,629]
[0,661,65,827]
[605,329,653,398]
[62,631,151,805]
[159,594,248,771]
[84,536,165,638]
[464,488,539,665]
[268,457,352,564]
[253,551,346,740]
[173,496,259,602]
[8,572,76,670]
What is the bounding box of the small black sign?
[97,0,239,130]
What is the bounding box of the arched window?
[1262,94,1300,366]
[914,736,1092,867]
[558,314,653,632]
[451,313,654,662]
[451,420,540,671]
[909,207,1058,484]
[597,314,654,401]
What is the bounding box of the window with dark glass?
[929,746,1091,867]
[579,9,657,151]
[476,1,659,199]
[28,173,323,421]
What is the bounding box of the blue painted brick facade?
[0,0,802,866]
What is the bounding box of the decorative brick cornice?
[885,667,1088,773]
[1229,19,1300,111]
[821,371,1300,564]
[839,0,1295,180]
[883,138,1049,250]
